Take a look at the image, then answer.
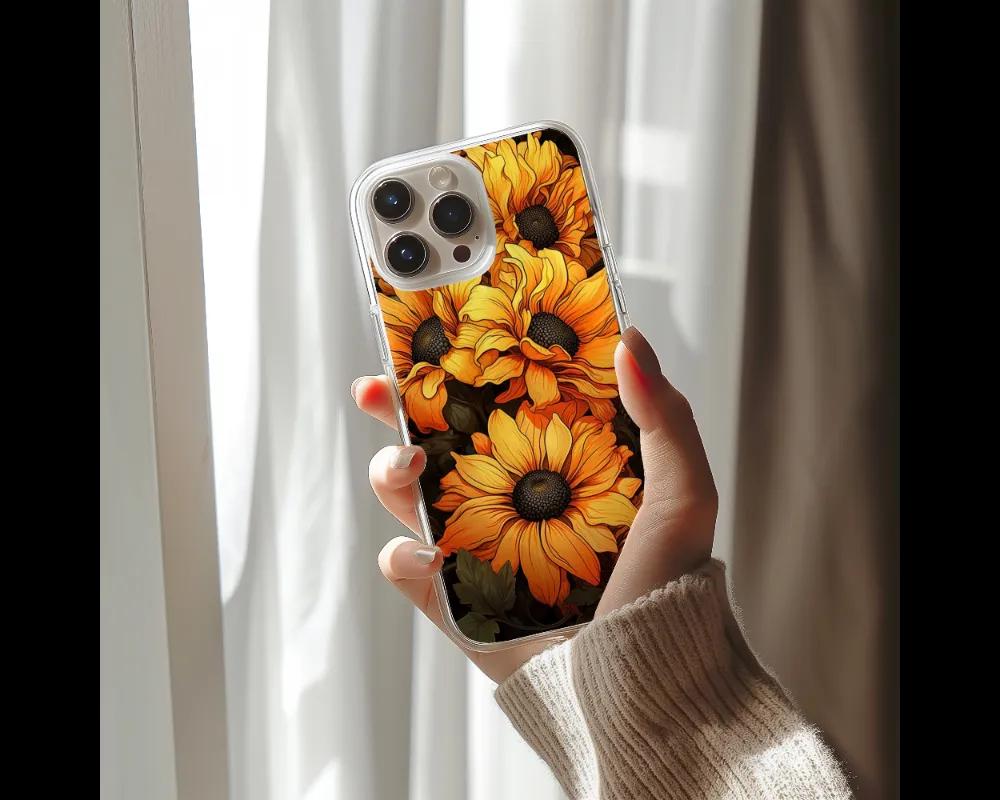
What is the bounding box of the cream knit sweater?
[494,560,853,799]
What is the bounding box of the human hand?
[352,326,717,683]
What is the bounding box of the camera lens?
[430,192,474,237]
[372,179,413,223]
[385,233,429,276]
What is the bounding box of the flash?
[428,165,456,190]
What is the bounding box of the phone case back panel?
[367,126,642,645]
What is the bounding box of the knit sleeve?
[494,560,853,800]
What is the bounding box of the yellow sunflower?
[372,262,397,296]
[379,280,481,433]
[462,131,603,276]
[434,404,639,606]
[455,244,621,421]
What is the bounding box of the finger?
[378,536,448,620]
[614,327,716,508]
[369,445,427,533]
[351,375,399,429]
[378,535,445,581]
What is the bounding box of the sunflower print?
[379,279,481,433]
[434,404,640,605]
[462,131,603,276]
[364,127,643,642]
[455,244,621,421]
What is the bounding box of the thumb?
[596,327,717,615]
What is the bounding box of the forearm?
[495,560,852,800]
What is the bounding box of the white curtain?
[189,1,761,798]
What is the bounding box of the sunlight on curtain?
[190,2,760,798]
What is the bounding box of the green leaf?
[457,612,499,643]
[419,431,462,456]
[443,399,481,434]
[454,550,515,616]
[565,584,604,607]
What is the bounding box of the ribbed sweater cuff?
[495,560,853,800]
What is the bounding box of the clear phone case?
[350,121,641,652]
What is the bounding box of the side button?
[611,275,629,315]
[370,314,391,363]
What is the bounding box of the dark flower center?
[411,316,450,365]
[527,312,580,356]
[513,469,572,521]
[515,204,560,249]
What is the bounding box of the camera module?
[385,233,429,276]
[430,192,474,237]
[372,179,413,223]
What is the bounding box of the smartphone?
[350,121,642,651]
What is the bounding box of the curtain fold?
[732,2,899,798]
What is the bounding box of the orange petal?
[463,145,489,171]
[563,508,619,554]
[519,336,563,363]
[514,402,546,465]
[421,368,447,399]
[498,138,536,210]
[518,522,565,606]
[482,152,513,219]
[471,432,493,456]
[404,382,448,433]
[553,374,619,399]
[574,492,638,528]
[475,329,520,360]
[574,333,619,368]
[525,362,561,407]
[537,249,571,313]
[583,396,617,422]
[517,398,585,429]
[555,270,612,334]
[544,413,573,474]
[451,321,492,350]
[577,237,604,271]
[491,517,531,574]
[476,354,526,386]
[385,328,414,374]
[452,453,516,493]
[378,291,431,331]
[571,441,630,498]
[438,495,518,557]
[495,375,528,404]
[567,423,619,487]
[558,360,618,386]
[523,133,562,194]
[434,467,489,511]
[460,285,518,330]
[487,409,536,476]
[613,476,642,499]
[438,347,481,384]
[541,518,601,585]
[439,277,480,321]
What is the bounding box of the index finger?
[351,374,400,429]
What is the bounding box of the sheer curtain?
[189,1,761,798]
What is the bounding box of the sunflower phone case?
[350,121,642,651]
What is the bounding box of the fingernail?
[621,326,661,377]
[350,377,364,401]
[392,445,423,469]
[414,546,440,564]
